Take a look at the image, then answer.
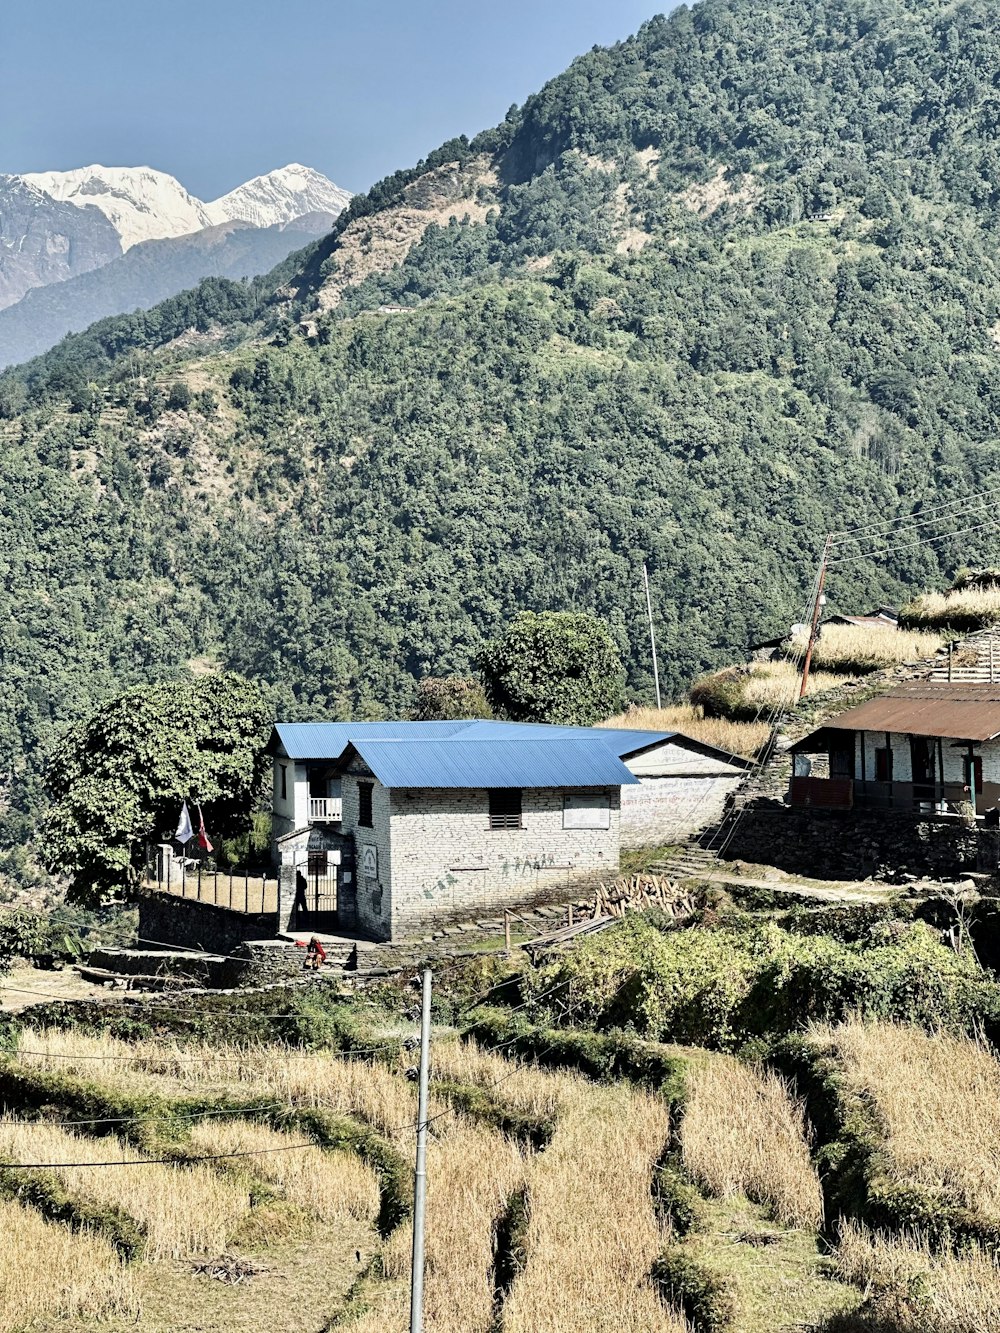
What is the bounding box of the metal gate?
[308,849,338,926]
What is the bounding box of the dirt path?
[0,961,117,1012]
[701,870,896,904]
[36,1218,376,1333]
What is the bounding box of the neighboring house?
[749,607,898,660]
[268,720,750,940]
[788,682,1000,816]
[824,607,899,630]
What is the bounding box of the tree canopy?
[40,674,272,903]
[480,611,626,725]
[4,0,1000,877]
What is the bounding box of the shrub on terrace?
[530,916,1000,1050]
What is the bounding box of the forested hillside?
[4,0,1000,843]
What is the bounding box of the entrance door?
[308,849,338,926]
[910,736,936,808]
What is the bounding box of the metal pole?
[799,535,833,700]
[410,967,432,1333]
[642,562,662,710]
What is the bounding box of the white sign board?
[562,794,611,830]
[362,844,378,878]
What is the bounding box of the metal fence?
[143,851,277,915]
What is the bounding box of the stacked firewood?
[577,874,700,922]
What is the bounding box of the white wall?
[385,787,621,938]
[271,756,308,836]
[619,774,743,847]
[625,739,745,778]
[340,768,392,938]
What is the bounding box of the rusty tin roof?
[797,682,1000,744]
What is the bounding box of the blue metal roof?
[347,737,639,789]
[270,719,691,780]
[456,720,677,756]
[272,721,469,759]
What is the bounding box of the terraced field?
[1,1001,999,1332]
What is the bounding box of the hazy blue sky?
[2,1,668,200]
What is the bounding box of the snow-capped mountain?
[0,175,123,310]
[19,162,350,252]
[22,165,216,250]
[206,164,352,230]
[0,162,350,357]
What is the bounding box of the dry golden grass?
[600,703,771,758]
[0,1116,253,1260]
[12,1027,418,1136]
[497,1070,682,1332]
[7,1031,685,1332]
[187,1118,381,1223]
[679,1056,822,1229]
[903,586,1000,630]
[789,623,944,672]
[0,1196,138,1332]
[350,1119,528,1333]
[835,1221,1000,1332]
[812,1018,1000,1225]
[682,1050,821,1226]
[741,659,843,705]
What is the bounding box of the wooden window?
[964,755,984,796]
[489,789,522,830]
[830,749,852,779]
[280,765,287,801]
[358,781,374,828]
[874,748,893,782]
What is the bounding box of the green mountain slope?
[4,0,1000,838]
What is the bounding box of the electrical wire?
[829,484,1000,541]
[828,514,1000,566]
[3,1101,286,1131]
[0,1141,321,1170]
[8,1041,400,1064]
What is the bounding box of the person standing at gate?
[293,867,309,927]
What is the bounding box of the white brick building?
[268,720,749,940]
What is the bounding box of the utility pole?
[409,967,432,1333]
[799,535,833,700]
[643,562,662,710]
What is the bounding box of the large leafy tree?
[40,673,273,904]
[480,611,626,725]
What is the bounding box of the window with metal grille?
[488,789,522,830]
[358,781,374,828]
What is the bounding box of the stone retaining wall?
[725,802,998,880]
[138,893,276,957]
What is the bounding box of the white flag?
[175,800,193,844]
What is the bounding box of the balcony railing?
[309,797,343,822]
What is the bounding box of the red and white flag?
[196,804,214,854]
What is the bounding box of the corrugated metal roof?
[270,719,741,780]
[458,720,678,752]
[797,682,1000,744]
[271,719,679,761]
[348,737,639,789]
[272,721,469,758]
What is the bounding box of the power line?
[5,1101,286,1131]
[828,514,1000,566]
[0,1140,321,1170]
[10,1041,401,1064]
[829,484,1000,540]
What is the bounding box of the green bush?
[688,669,755,722]
[530,917,1000,1050]
[651,1249,735,1332]
[463,1007,688,1099]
